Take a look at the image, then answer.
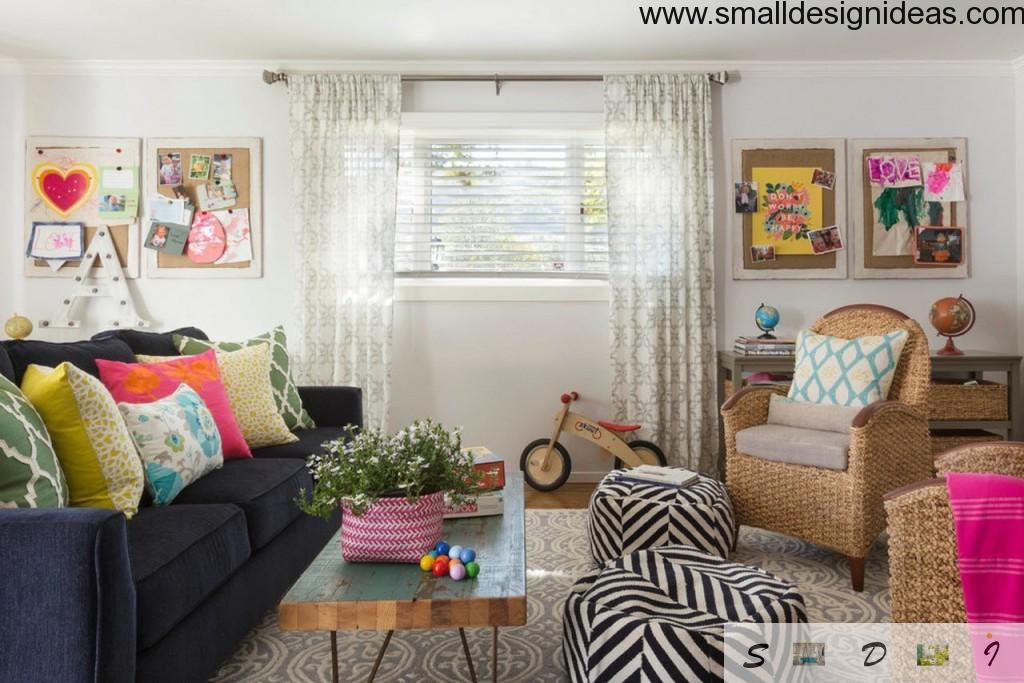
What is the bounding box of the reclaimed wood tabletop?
[279,472,527,632]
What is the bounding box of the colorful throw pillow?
[0,374,68,508]
[173,326,314,430]
[787,329,910,407]
[96,350,251,459]
[118,384,224,505]
[202,344,297,448]
[21,363,144,517]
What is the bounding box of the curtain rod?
[262,69,730,94]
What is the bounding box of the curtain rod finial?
[263,69,287,85]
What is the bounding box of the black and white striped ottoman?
[562,545,807,683]
[587,470,737,565]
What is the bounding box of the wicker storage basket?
[928,380,1008,421]
[929,429,1004,456]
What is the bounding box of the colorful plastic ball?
[460,548,476,563]
[419,555,435,572]
[428,550,439,559]
[465,561,480,579]
[449,563,467,581]
[448,545,464,560]
[449,557,462,567]
[435,541,450,556]
[432,559,449,577]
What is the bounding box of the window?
[396,126,607,277]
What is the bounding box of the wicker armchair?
[884,442,1024,622]
[721,304,932,591]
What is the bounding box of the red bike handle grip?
[561,391,580,403]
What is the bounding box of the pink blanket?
[947,472,1024,622]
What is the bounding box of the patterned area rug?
[212,510,889,682]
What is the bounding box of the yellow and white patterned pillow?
[21,363,144,517]
[216,344,298,447]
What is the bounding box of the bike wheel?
[613,440,668,470]
[520,438,572,492]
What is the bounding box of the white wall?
[2,64,1020,478]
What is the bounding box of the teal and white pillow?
[118,383,223,505]
[173,326,314,431]
[787,329,909,407]
[0,374,67,508]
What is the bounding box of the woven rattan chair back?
[812,304,931,412]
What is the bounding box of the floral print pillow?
[118,384,224,505]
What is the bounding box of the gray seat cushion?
[735,424,851,471]
[767,394,861,434]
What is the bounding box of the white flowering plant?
[297,420,482,518]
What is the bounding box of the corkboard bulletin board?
[850,138,968,279]
[731,139,847,280]
[143,137,262,278]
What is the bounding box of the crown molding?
[6,58,1016,79]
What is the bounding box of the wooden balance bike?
[520,391,667,491]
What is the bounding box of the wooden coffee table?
[279,473,526,682]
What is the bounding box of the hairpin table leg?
[367,630,394,683]
[330,631,338,683]
[492,627,499,683]
[458,628,478,683]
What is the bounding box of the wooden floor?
[524,482,597,509]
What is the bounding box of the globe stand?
[757,330,777,340]
[936,335,964,356]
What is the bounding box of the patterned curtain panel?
[604,73,717,473]
[288,74,401,429]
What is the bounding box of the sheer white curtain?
[288,74,401,430]
[604,73,717,473]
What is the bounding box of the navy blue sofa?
[0,328,358,683]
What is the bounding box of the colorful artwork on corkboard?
[731,139,846,280]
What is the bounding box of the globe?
[4,314,32,340]
[929,295,975,356]
[754,304,780,340]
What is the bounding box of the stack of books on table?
[734,336,796,356]
[614,465,699,489]
[444,447,505,518]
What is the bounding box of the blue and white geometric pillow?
[118,384,223,505]
[787,329,910,408]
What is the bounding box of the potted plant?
[297,420,481,563]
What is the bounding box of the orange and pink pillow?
[96,350,251,459]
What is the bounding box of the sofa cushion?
[767,394,861,434]
[250,426,347,460]
[2,337,134,385]
[127,503,250,650]
[92,326,208,357]
[735,424,851,471]
[172,459,311,550]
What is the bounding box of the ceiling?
[1,0,1022,63]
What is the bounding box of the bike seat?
[597,420,641,433]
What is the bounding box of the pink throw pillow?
[96,350,252,459]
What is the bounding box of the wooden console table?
[717,349,1023,463]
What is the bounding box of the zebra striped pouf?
[587,470,737,565]
[562,545,807,683]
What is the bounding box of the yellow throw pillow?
[21,363,144,517]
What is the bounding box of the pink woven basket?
[340,490,445,563]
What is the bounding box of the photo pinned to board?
[810,168,836,191]
[144,221,189,255]
[735,181,758,213]
[914,226,964,266]
[197,181,237,210]
[97,166,139,219]
[750,244,776,263]
[27,221,85,270]
[808,225,844,255]
[188,154,212,180]
[159,153,182,185]
[212,154,232,181]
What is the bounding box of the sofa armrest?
[298,386,363,429]
[848,400,932,484]
[0,508,135,683]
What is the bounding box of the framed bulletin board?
[731,139,847,280]
[143,137,262,278]
[849,138,968,279]
[24,136,141,278]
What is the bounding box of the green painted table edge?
[279,473,527,631]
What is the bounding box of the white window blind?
[396,129,607,276]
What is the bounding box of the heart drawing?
[32,163,98,216]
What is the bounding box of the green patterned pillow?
[0,374,68,508]
[173,326,314,430]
